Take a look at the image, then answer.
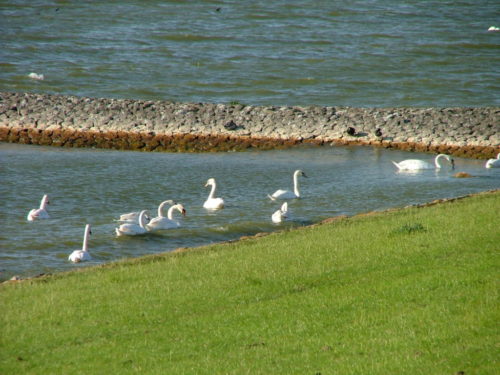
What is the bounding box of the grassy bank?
[1,191,498,374]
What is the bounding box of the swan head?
[294,170,307,178]
[85,224,92,235]
[205,178,216,187]
[174,204,187,216]
[42,194,50,205]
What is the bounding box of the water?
[1,0,499,107]
[1,142,499,280]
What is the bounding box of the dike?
[0,92,498,158]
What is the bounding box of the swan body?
[147,203,186,231]
[115,210,151,236]
[272,202,288,223]
[27,194,50,221]
[203,178,225,209]
[268,170,307,200]
[392,154,454,171]
[117,200,174,223]
[485,153,500,168]
[68,224,92,263]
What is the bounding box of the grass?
[1,191,499,374]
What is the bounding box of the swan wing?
[116,223,147,236]
[27,208,49,221]
[147,217,180,231]
[204,198,224,209]
[393,159,433,170]
[270,190,297,200]
[118,211,140,222]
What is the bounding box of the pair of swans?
[392,154,454,171]
[116,201,186,236]
[485,153,500,168]
[27,195,50,221]
[68,224,92,263]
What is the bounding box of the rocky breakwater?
[0,92,498,158]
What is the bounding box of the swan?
[203,178,225,209]
[268,170,307,200]
[147,203,186,231]
[117,200,174,223]
[392,154,454,171]
[27,194,50,221]
[485,153,500,168]
[115,210,151,236]
[271,202,288,223]
[68,224,92,263]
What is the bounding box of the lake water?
[1,142,498,280]
[1,0,499,107]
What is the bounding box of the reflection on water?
[0,142,498,280]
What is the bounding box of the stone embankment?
[0,92,498,158]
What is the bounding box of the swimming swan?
[392,154,454,171]
[271,202,288,223]
[117,200,174,223]
[268,170,307,200]
[203,178,225,209]
[485,153,500,168]
[68,224,92,263]
[115,210,151,236]
[27,194,50,221]
[147,202,186,231]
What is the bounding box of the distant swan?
[271,202,288,223]
[147,202,186,231]
[68,224,92,263]
[117,200,174,222]
[115,210,151,236]
[485,153,500,168]
[203,178,225,209]
[392,154,454,171]
[268,170,307,200]
[27,194,50,221]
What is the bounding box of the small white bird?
[115,210,151,236]
[392,154,454,171]
[68,224,92,263]
[28,72,44,80]
[271,202,288,223]
[147,202,186,231]
[485,153,500,168]
[203,178,225,210]
[488,26,499,32]
[27,194,50,221]
[268,170,307,200]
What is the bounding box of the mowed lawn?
[1,191,498,375]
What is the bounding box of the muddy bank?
[1,92,498,158]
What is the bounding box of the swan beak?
[182,209,187,216]
[451,159,455,169]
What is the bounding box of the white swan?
[271,202,288,223]
[115,210,151,236]
[268,170,307,200]
[392,154,454,171]
[485,153,500,168]
[147,202,186,231]
[27,194,50,221]
[203,178,225,209]
[117,200,174,222]
[68,224,92,263]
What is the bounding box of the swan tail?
[391,161,401,170]
[268,194,277,201]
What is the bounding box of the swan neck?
[293,173,300,196]
[82,226,90,252]
[139,212,148,228]
[208,182,216,199]
[40,195,48,209]
[167,206,175,220]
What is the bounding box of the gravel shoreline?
[1,92,498,158]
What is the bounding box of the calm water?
[1,142,499,280]
[1,0,499,107]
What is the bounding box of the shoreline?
[0,92,499,158]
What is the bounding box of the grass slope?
[1,191,499,375]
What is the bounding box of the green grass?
[1,191,499,375]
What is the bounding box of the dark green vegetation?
[1,191,498,374]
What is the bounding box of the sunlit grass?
[1,191,498,374]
